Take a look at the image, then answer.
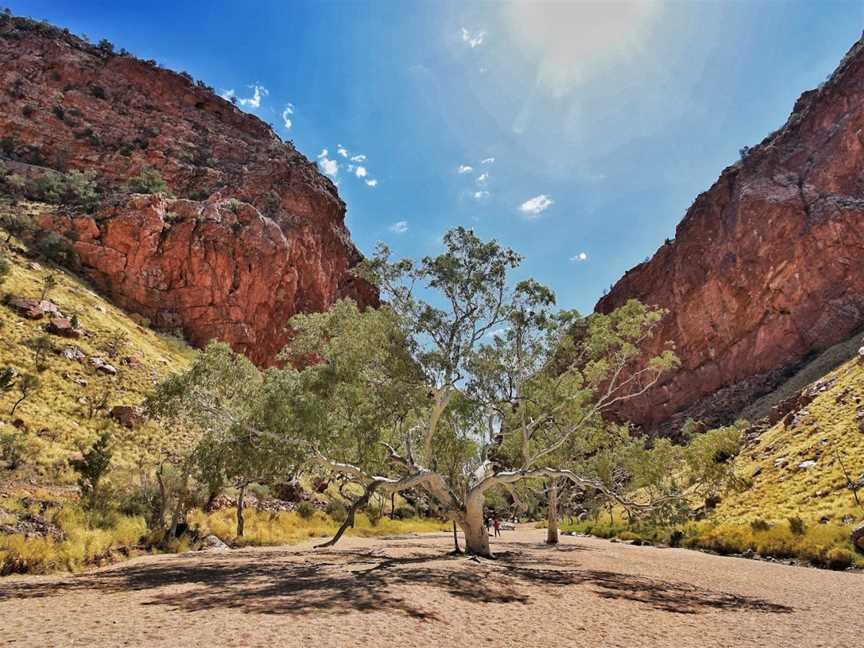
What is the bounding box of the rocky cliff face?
[597,36,864,433]
[0,16,376,365]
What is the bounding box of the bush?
[36,232,78,267]
[326,500,348,523]
[788,516,806,536]
[393,504,416,520]
[129,167,168,194]
[0,430,26,469]
[295,501,315,520]
[0,255,9,286]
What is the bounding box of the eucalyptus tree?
[147,342,303,536]
[292,227,678,557]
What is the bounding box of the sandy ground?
[0,526,860,648]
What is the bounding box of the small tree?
[40,273,57,301]
[0,255,9,286]
[10,373,39,415]
[29,334,53,371]
[70,431,112,506]
[0,210,33,243]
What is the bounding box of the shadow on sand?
[0,541,794,620]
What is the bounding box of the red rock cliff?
[0,17,377,365]
[597,36,864,433]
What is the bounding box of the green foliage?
[0,429,27,469]
[25,170,101,211]
[8,372,39,416]
[295,501,315,520]
[28,334,53,371]
[683,424,745,497]
[326,500,348,523]
[37,233,78,267]
[129,167,169,194]
[40,273,57,300]
[0,208,33,242]
[0,255,9,286]
[70,431,113,505]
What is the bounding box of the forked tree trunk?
[546,481,559,545]
[236,483,247,538]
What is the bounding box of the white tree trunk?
[546,481,559,545]
[461,492,492,557]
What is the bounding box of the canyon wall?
[0,16,376,365]
[597,36,864,433]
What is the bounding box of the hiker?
[493,517,501,537]
[484,516,491,535]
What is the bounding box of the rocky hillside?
[0,14,376,366]
[0,209,196,489]
[598,36,864,433]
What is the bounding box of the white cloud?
[366,179,378,187]
[337,146,349,158]
[317,148,328,158]
[281,103,294,129]
[221,85,269,109]
[457,164,474,174]
[350,154,366,162]
[481,157,495,165]
[389,220,408,234]
[570,252,588,262]
[355,166,367,178]
[476,172,489,186]
[318,156,339,177]
[473,190,490,201]
[460,27,486,48]
[519,194,554,217]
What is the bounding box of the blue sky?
[9,1,864,314]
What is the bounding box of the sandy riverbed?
[0,526,859,647]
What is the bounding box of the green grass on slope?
[0,231,196,490]
[717,355,864,525]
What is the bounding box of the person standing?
[492,517,501,537]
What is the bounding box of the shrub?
[750,518,770,533]
[129,167,168,194]
[70,431,113,506]
[295,501,315,520]
[0,430,27,469]
[326,500,348,523]
[0,255,9,286]
[37,233,78,267]
[393,504,416,520]
[788,516,806,536]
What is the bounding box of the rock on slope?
[597,36,864,433]
[0,16,376,365]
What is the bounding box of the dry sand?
[0,526,860,648]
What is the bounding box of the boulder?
[109,405,145,429]
[200,534,229,552]
[852,523,864,553]
[60,345,86,362]
[89,357,117,375]
[45,317,82,338]
[122,356,145,369]
[6,297,44,319]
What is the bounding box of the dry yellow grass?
[716,355,864,525]
[189,508,450,547]
[0,212,196,486]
